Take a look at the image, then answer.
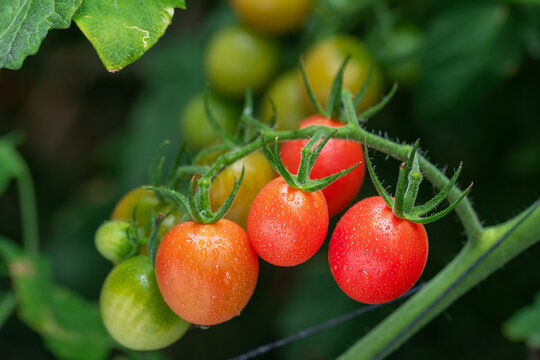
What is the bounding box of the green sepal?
[147,212,166,268]
[204,89,236,147]
[261,132,358,193]
[357,83,398,120]
[353,64,374,110]
[299,58,327,117]
[325,55,350,117]
[364,142,394,208]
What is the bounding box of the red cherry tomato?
[279,115,365,216]
[247,177,329,267]
[155,219,259,326]
[329,196,428,304]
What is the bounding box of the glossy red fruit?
[247,177,329,266]
[329,196,428,304]
[155,219,259,326]
[279,115,365,216]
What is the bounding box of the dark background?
[1,0,540,359]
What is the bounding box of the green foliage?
[0,0,82,69]
[503,291,540,347]
[73,0,186,72]
[0,238,114,360]
[414,2,525,121]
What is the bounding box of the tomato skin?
[260,70,308,130]
[247,177,329,267]
[205,25,280,98]
[155,219,259,326]
[329,196,428,304]
[111,187,183,238]
[303,35,384,111]
[94,220,134,262]
[210,151,275,229]
[279,115,365,217]
[100,256,190,350]
[180,93,240,150]
[230,0,314,34]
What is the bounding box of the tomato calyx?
[261,131,357,192]
[365,139,473,224]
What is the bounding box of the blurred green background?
[1,0,540,359]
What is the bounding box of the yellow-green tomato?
[111,187,183,238]
[180,93,241,150]
[229,0,314,34]
[260,70,308,130]
[303,35,384,112]
[100,256,190,350]
[210,151,275,229]
[95,220,136,262]
[205,25,280,98]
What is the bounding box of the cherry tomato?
[94,220,136,262]
[111,187,183,238]
[180,93,241,150]
[205,25,280,98]
[259,70,308,130]
[329,196,428,304]
[100,256,190,350]
[279,115,365,217]
[303,35,384,111]
[210,151,275,229]
[247,177,329,267]
[155,219,259,326]
[229,0,314,34]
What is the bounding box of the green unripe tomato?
[180,93,240,150]
[205,25,280,98]
[100,256,190,350]
[378,24,425,87]
[260,70,308,130]
[303,35,384,112]
[95,220,136,262]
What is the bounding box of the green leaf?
[0,238,114,360]
[0,290,16,329]
[73,0,186,72]
[503,291,540,347]
[0,0,82,69]
[414,2,523,122]
[0,133,24,196]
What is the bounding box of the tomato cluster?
[95,0,433,353]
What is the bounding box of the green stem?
[196,125,482,239]
[337,199,540,360]
[17,164,39,256]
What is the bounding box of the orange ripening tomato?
[155,219,259,326]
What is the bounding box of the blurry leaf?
[0,0,82,69]
[0,237,114,360]
[0,290,16,329]
[414,2,523,122]
[503,291,540,347]
[73,0,186,72]
[0,133,25,196]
